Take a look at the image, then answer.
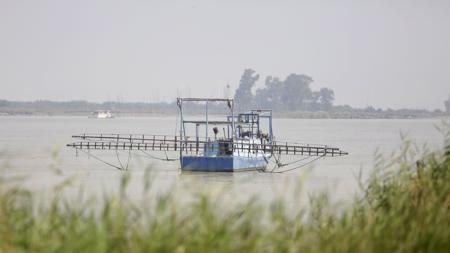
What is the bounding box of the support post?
[205,101,209,141]
[231,100,235,138]
[178,98,183,161]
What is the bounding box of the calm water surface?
[0,116,445,205]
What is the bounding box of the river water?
[0,116,446,206]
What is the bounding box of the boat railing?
[69,133,347,157]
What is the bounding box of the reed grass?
[1,131,449,252]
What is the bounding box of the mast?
[177,98,183,161]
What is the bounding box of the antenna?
[223,83,231,99]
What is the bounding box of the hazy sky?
[1,0,449,109]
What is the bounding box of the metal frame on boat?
[177,98,273,172]
[67,97,348,172]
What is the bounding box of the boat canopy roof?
[177,97,233,102]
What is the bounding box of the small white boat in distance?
[89,110,114,119]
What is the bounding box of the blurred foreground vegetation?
[1,133,450,252]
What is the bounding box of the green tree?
[318,87,335,111]
[234,69,259,110]
[236,69,335,112]
[445,97,450,113]
[254,76,283,110]
[281,74,313,110]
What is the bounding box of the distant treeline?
[0,98,446,118]
[234,69,334,112]
[0,100,176,115]
[234,69,450,115]
[0,68,449,118]
[0,100,231,116]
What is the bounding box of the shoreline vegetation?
[2,69,450,119]
[1,127,450,252]
[0,99,448,119]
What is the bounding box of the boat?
[89,110,114,119]
[177,98,272,172]
[67,98,348,172]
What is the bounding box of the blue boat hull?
[181,156,268,172]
